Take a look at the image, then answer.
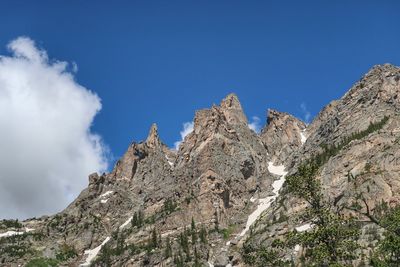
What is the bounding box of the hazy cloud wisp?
[0,37,108,219]
[174,122,194,150]
[300,102,311,124]
[248,116,261,133]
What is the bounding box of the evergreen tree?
[191,218,197,244]
[199,227,207,244]
[370,205,400,266]
[151,228,158,248]
[285,163,360,266]
[131,212,138,228]
[164,237,172,258]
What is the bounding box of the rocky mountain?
[1,64,400,267]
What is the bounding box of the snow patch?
[99,191,113,203]
[80,237,110,266]
[239,162,287,237]
[119,216,133,230]
[0,227,34,238]
[293,223,313,254]
[208,262,214,267]
[268,162,287,176]
[165,155,174,166]
[295,223,312,232]
[300,130,307,144]
[99,191,113,198]
[80,215,133,265]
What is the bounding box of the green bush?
[1,219,22,229]
[55,243,77,261]
[26,257,59,267]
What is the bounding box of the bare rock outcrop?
[260,109,306,166]
[2,64,400,267]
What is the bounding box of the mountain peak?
[220,93,241,109]
[266,109,287,124]
[342,63,400,106]
[220,93,248,124]
[366,63,400,76]
[261,109,306,165]
[5,65,400,267]
[145,123,161,148]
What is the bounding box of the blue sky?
[1,0,400,161]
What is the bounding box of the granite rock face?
[245,64,400,266]
[260,109,306,166]
[1,64,400,267]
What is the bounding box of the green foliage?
[164,237,172,258]
[55,243,77,261]
[48,214,62,229]
[193,247,201,267]
[364,162,372,173]
[144,214,156,225]
[217,225,236,240]
[131,210,144,228]
[371,206,400,266]
[244,156,360,266]
[191,218,196,232]
[199,226,207,244]
[293,214,360,266]
[26,257,59,267]
[163,198,178,215]
[286,160,360,266]
[174,249,185,267]
[0,219,22,229]
[148,228,159,250]
[191,218,198,244]
[0,243,35,258]
[93,243,112,266]
[242,243,290,267]
[286,162,321,209]
[314,116,389,166]
[272,117,390,265]
[179,229,190,256]
[93,229,141,265]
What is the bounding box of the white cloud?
[174,122,194,150]
[300,102,311,124]
[248,116,261,133]
[0,37,108,219]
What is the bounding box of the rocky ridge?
[1,64,400,266]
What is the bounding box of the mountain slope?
[1,64,400,267]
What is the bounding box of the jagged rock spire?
[146,123,161,148]
[220,93,248,125]
[261,109,306,165]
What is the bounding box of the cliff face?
[244,64,400,266]
[1,64,400,267]
[260,109,306,166]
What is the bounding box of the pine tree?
[164,237,172,258]
[199,227,207,244]
[138,210,144,227]
[191,218,197,244]
[131,212,138,228]
[151,228,158,248]
[370,205,400,265]
[285,163,360,266]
